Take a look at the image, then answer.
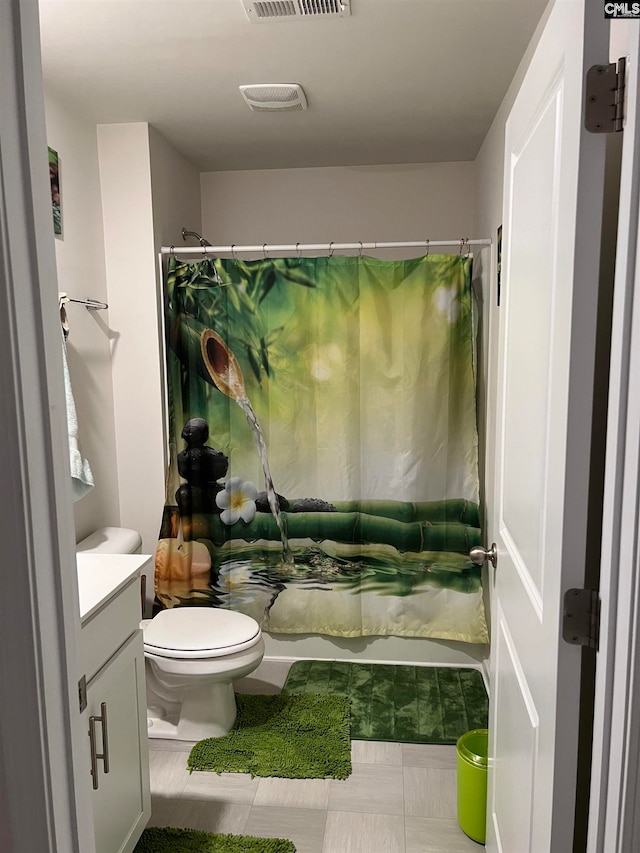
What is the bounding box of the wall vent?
[241,0,351,22]
[239,84,308,112]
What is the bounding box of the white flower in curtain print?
[433,285,460,323]
[218,562,254,591]
[216,477,258,525]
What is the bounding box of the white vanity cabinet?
[78,554,152,853]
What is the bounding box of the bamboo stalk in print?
[310,499,479,527]
[185,511,480,554]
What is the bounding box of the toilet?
[77,526,265,741]
[77,525,143,555]
[142,607,264,740]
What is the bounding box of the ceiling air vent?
[241,0,351,22]
[239,84,308,112]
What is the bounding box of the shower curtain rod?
[161,238,491,256]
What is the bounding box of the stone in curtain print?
[155,253,488,644]
[175,417,229,516]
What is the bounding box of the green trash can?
[457,728,488,844]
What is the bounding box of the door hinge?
[563,588,600,650]
[585,57,625,134]
[78,674,87,713]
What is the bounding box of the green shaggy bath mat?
[283,661,488,744]
[135,827,296,852]
[188,693,351,779]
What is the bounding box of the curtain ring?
[424,239,430,257]
[460,237,469,256]
[169,245,175,258]
[263,243,268,259]
[296,242,301,258]
[359,241,364,258]
[329,241,335,258]
[231,244,237,261]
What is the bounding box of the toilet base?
[144,636,264,742]
[147,680,237,741]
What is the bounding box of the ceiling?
[39,0,547,172]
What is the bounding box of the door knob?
[469,543,498,568]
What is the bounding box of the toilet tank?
[77,526,150,616]
[76,526,143,555]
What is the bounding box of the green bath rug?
[135,827,296,852]
[283,661,488,744]
[188,693,351,779]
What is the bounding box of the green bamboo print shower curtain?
[157,253,488,644]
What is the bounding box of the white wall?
[97,123,201,559]
[149,125,202,250]
[200,162,487,665]
[201,162,475,252]
[43,106,201,563]
[44,89,120,542]
[97,123,159,555]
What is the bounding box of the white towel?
[61,332,94,501]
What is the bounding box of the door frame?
[0,0,94,850]
[588,24,640,853]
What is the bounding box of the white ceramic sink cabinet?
[77,554,152,853]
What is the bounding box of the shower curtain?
[156,253,488,644]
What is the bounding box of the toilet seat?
[143,607,261,660]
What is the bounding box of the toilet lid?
[143,608,261,659]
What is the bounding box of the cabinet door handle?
[88,702,110,789]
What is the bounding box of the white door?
[487,2,609,851]
[588,24,640,853]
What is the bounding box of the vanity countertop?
[77,553,152,622]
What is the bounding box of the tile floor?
[147,660,484,853]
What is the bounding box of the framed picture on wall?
[48,146,62,237]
